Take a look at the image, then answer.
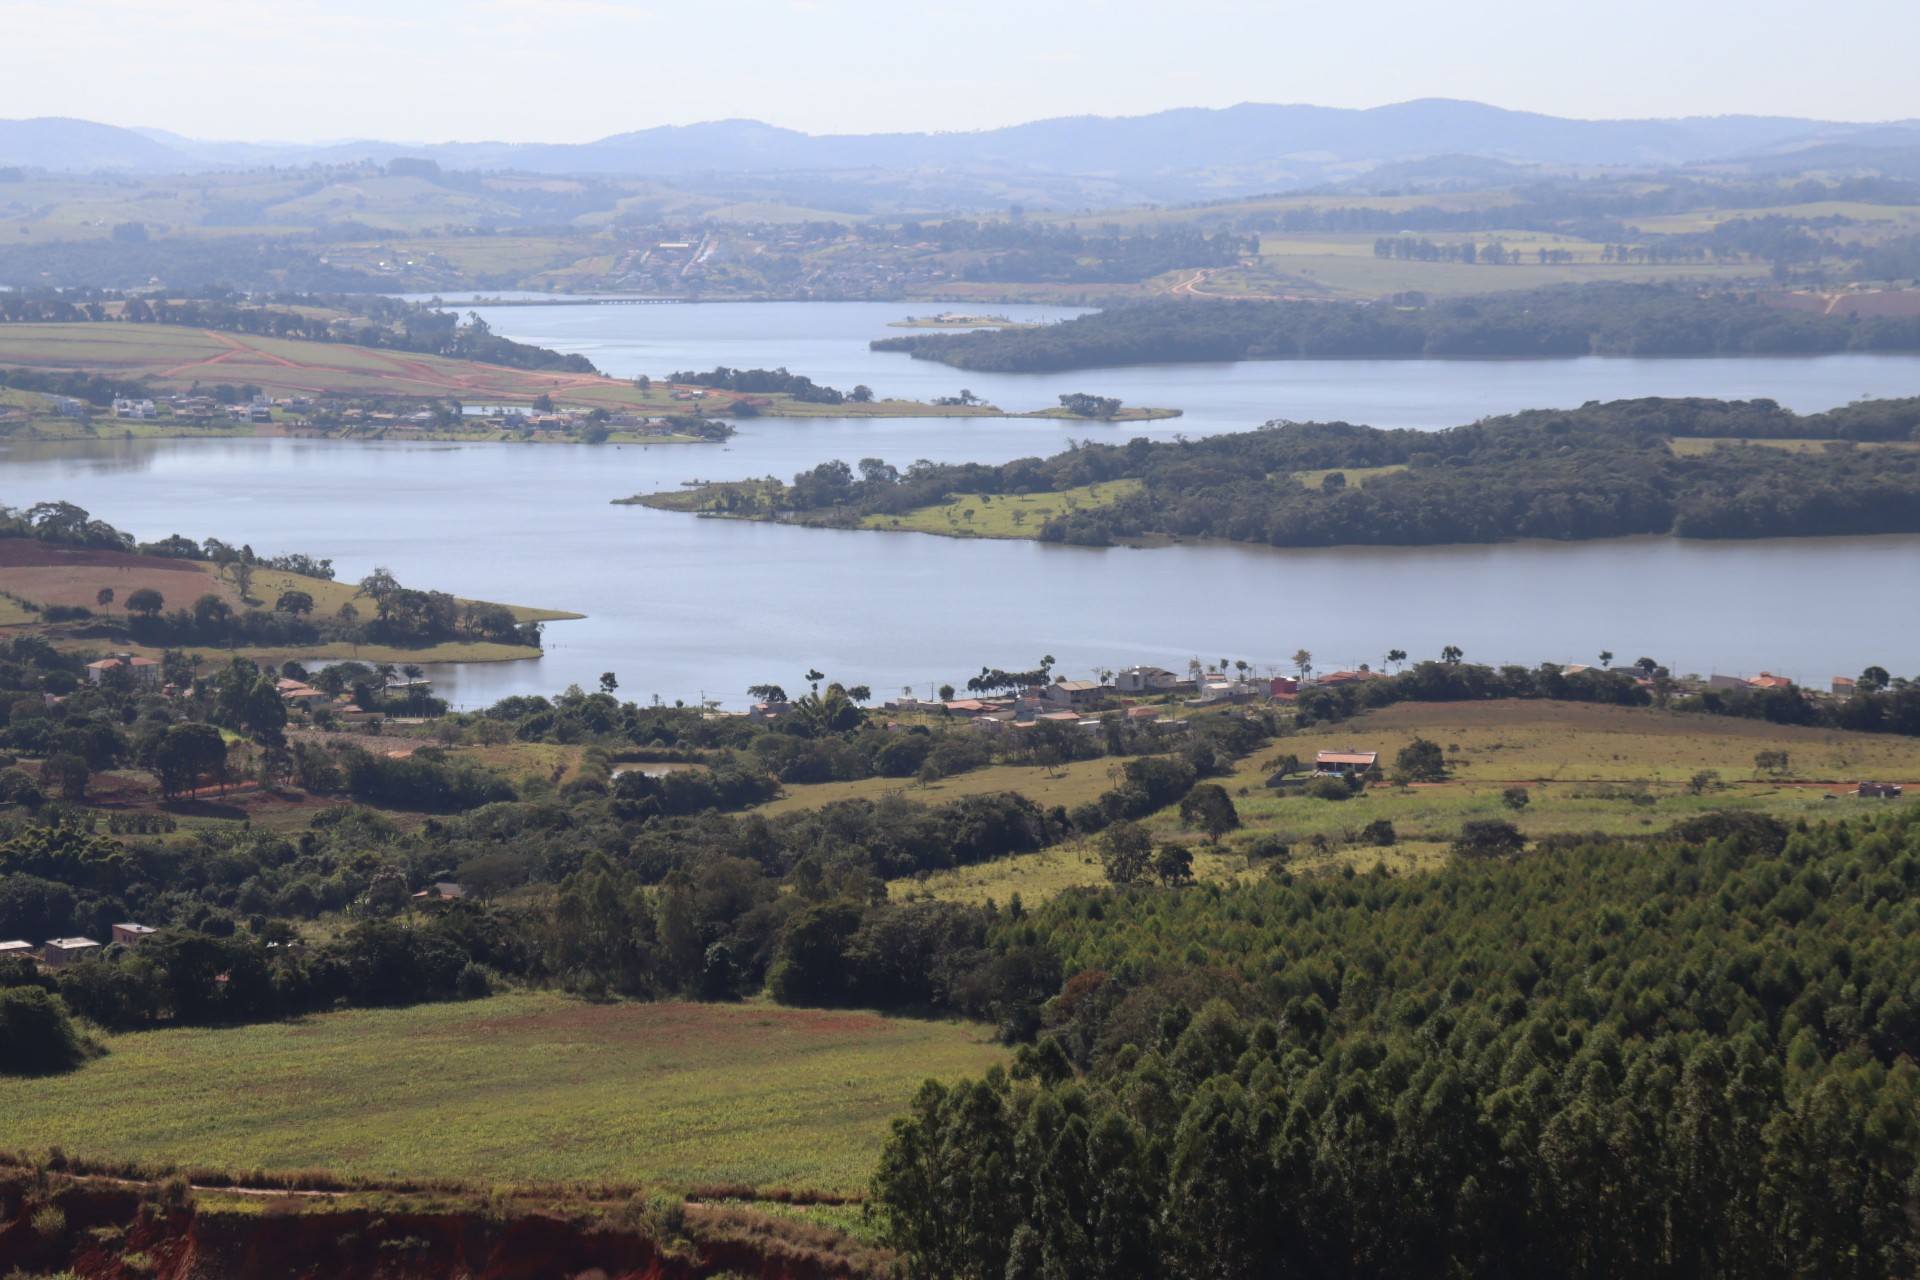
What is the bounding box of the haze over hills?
[7,100,1920,203]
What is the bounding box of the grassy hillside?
[0,992,1004,1194]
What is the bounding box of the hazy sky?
[2,0,1915,142]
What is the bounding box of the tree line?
[870,284,1920,371]
[721,394,1920,548]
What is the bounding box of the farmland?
[0,992,1005,1194]
[896,699,1920,905]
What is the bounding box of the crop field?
[0,992,1005,1193]
[0,323,660,406]
[859,479,1140,539]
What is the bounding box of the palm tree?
[1291,649,1313,680]
[402,663,425,714]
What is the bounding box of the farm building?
[0,940,35,960]
[40,937,101,968]
[1045,679,1107,709]
[412,882,468,902]
[1315,749,1379,775]
[111,923,157,947]
[1858,782,1906,799]
[1833,677,1858,697]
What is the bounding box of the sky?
[1,0,1915,143]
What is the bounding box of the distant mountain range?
[6,100,1920,201]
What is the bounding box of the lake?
[4,300,1917,706]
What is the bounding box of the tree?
[153,722,229,799]
[41,753,88,802]
[95,587,114,617]
[1395,737,1447,783]
[1291,648,1313,680]
[747,683,788,704]
[1441,644,1464,664]
[938,684,955,701]
[1385,648,1407,672]
[1859,665,1892,693]
[1502,785,1531,811]
[805,668,825,695]
[598,672,619,695]
[1101,820,1154,885]
[275,589,314,616]
[1753,750,1791,779]
[1599,650,1614,667]
[1178,783,1240,844]
[0,987,87,1075]
[1636,656,1659,678]
[126,587,164,618]
[1155,843,1195,886]
[231,559,254,600]
[1059,392,1122,419]
[1453,818,1525,859]
[850,384,874,403]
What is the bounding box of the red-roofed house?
[1832,677,1857,697]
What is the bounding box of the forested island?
[631,394,1920,547]
[871,283,1920,371]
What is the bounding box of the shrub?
[1305,776,1351,801]
[1453,818,1526,859]
[0,987,87,1075]
[32,1202,66,1238]
[1358,818,1397,846]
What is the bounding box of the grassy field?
[1292,464,1408,489]
[895,700,1920,905]
[758,755,1120,817]
[859,479,1141,539]
[0,992,1004,1193]
[1668,436,1920,457]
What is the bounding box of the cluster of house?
[274,676,385,724]
[0,922,156,969]
[96,394,312,424]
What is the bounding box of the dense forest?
[710,394,1920,547]
[870,284,1920,370]
[874,807,1920,1278]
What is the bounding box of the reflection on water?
[4,301,1918,706]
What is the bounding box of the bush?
[0,986,88,1075]
[1453,818,1526,859]
[1358,818,1397,846]
[1305,776,1352,801]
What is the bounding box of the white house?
[1114,665,1180,694]
[86,654,162,688]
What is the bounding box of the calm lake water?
[4,300,1918,706]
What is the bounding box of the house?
[1749,672,1794,690]
[1315,749,1378,776]
[746,701,793,722]
[111,398,158,420]
[40,937,101,968]
[1045,679,1106,710]
[0,940,35,960]
[1270,677,1299,697]
[86,655,162,688]
[1314,670,1378,687]
[331,704,384,724]
[1858,782,1905,799]
[411,881,467,901]
[1114,665,1180,694]
[1833,677,1857,697]
[111,923,157,947]
[941,699,994,717]
[1708,674,1754,691]
[43,395,86,417]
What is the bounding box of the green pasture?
[0,992,1005,1194]
[860,479,1141,538]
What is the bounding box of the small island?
[887,311,1032,329]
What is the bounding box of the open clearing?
[0,992,1004,1193]
[898,699,1920,905]
[859,479,1140,539]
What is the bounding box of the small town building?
[411,881,467,901]
[1749,672,1794,690]
[1045,679,1106,710]
[1832,677,1857,697]
[1114,665,1180,694]
[1859,782,1905,799]
[111,398,158,420]
[0,940,36,960]
[40,937,101,968]
[111,923,157,947]
[86,654,162,688]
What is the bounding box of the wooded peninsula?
[631,394,1920,547]
[870,283,1920,371]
